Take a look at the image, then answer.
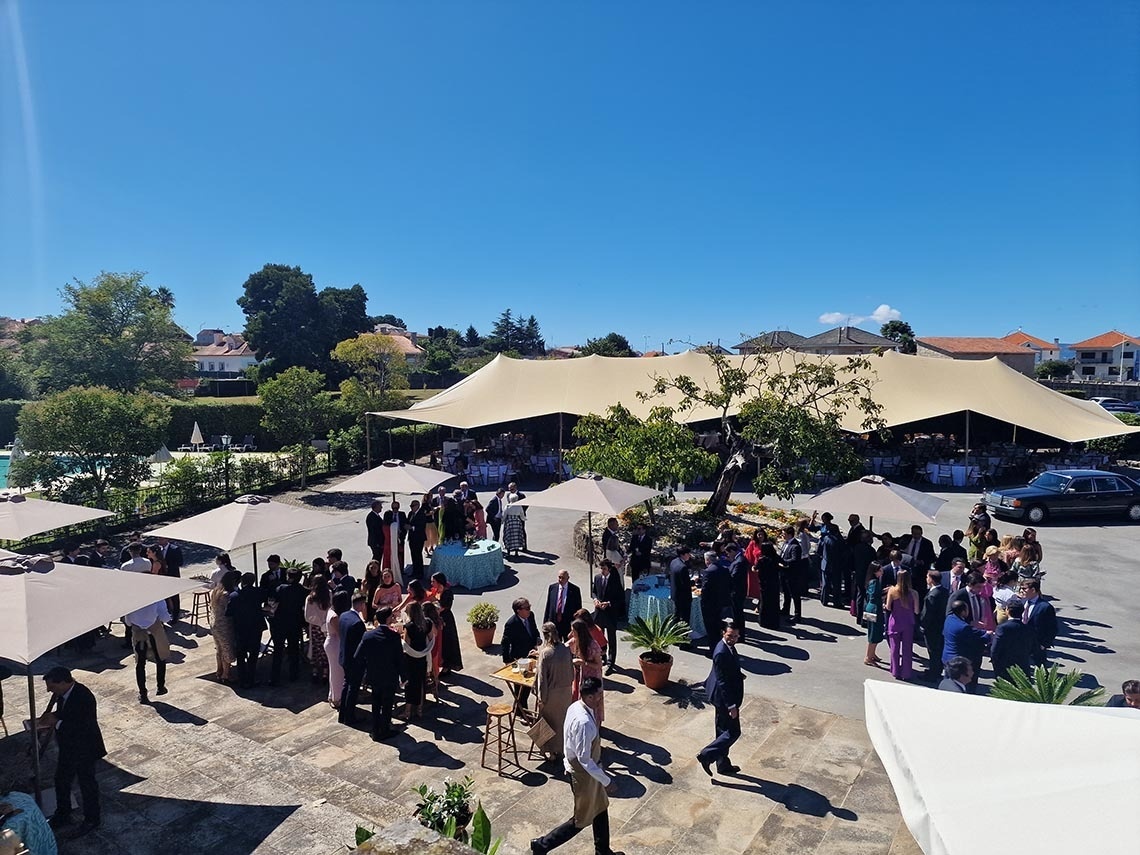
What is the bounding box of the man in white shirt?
[530,677,623,855]
[126,599,171,704]
[117,541,152,648]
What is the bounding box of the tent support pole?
[964,411,970,464]
[252,542,259,572]
[365,413,372,470]
[558,414,564,482]
[29,672,42,805]
[1012,424,1017,444]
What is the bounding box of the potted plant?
[622,614,690,691]
[466,601,500,649]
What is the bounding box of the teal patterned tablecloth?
[627,577,706,640]
[429,539,505,590]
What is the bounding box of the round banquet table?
[626,576,707,640]
[429,539,504,590]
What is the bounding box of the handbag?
[526,716,556,750]
[861,609,878,626]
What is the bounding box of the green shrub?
[0,400,27,446]
[1086,413,1140,457]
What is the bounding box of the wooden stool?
[190,590,212,626]
[481,703,518,776]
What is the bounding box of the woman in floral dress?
[305,573,331,683]
[568,618,605,724]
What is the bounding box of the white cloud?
[817,304,903,327]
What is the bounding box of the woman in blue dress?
[864,561,885,666]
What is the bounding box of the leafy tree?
[23,272,193,393]
[318,285,372,358]
[463,325,482,348]
[0,350,31,399]
[641,349,883,516]
[486,310,545,356]
[258,367,337,487]
[566,404,719,489]
[331,333,410,422]
[579,332,636,357]
[1035,359,1074,379]
[1086,413,1140,457]
[11,386,171,505]
[989,665,1105,706]
[373,313,406,329]
[457,353,496,375]
[879,320,917,354]
[150,286,176,309]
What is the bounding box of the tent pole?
[29,672,42,805]
[1012,424,1017,444]
[252,542,259,572]
[964,411,970,464]
[388,423,393,458]
[365,413,372,470]
[558,414,564,483]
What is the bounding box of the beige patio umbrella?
[148,444,174,464]
[515,473,662,570]
[324,458,453,499]
[808,475,946,532]
[189,421,205,448]
[147,494,348,570]
[0,492,115,541]
[0,554,203,802]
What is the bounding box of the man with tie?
[544,569,583,641]
[897,525,935,599]
[668,547,694,630]
[938,656,973,693]
[1019,578,1057,666]
[1105,680,1140,710]
[948,572,995,632]
[627,524,654,582]
[42,667,106,834]
[365,499,386,564]
[697,620,746,778]
[456,480,477,503]
[157,536,184,619]
[337,593,367,724]
[920,570,949,680]
[592,560,625,674]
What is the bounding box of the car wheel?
[1026,505,1048,525]
[1128,502,1140,523]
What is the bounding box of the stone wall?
[352,820,483,855]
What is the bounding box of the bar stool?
[190,589,212,626]
[481,703,518,776]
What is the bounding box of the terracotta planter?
[472,625,496,649]
[638,652,673,691]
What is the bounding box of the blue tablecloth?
[429,539,504,590]
[627,577,706,640]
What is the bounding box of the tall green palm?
[989,664,1105,706]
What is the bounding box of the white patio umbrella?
[807,475,946,532]
[0,554,203,801]
[324,458,453,500]
[148,445,174,465]
[515,473,662,570]
[189,421,205,448]
[147,494,348,570]
[0,492,115,541]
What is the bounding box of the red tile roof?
[1001,331,1056,350]
[918,337,1025,355]
[1069,330,1140,349]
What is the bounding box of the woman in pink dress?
[472,498,488,540]
[568,618,605,723]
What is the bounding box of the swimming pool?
[0,454,8,489]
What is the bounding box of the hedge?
[167,399,269,450]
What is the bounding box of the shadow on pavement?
[712,773,857,820]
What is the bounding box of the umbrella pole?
[29,672,42,805]
[587,511,594,573]
[252,542,259,572]
[964,411,970,465]
[365,413,372,470]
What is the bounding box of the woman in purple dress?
[884,569,920,681]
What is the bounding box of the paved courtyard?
[3,473,1133,854]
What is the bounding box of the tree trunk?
[703,445,747,518]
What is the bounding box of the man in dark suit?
[1105,679,1140,710]
[365,500,385,563]
[920,570,950,680]
[935,534,968,574]
[501,597,539,708]
[337,592,367,724]
[227,573,267,689]
[43,667,106,833]
[897,525,936,600]
[353,606,405,739]
[259,554,286,603]
[699,550,732,656]
[330,560,356,597]
[697,621,745,778]
[846,514,867,548]
[406,499,429,582]
[157,536,184,618]
[942,601,990,693]
[456,480,477,504]
[485,488,506,542]
[270,568,308,685]
[947,572,994,630]
[1020,578,1057,666]
[817,520,849,607]
[543,569,583,641]
[989,600,1035,682]
[725,544,749,636]
[382,501,408,575]
[668,547,694,629]
[592,560,625,673]
[628,524,654,582]
[938,656,973,693]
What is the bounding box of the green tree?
[1086,413,1140,457]
[485,310,516,353]
[258,367,337,487]
[331,333,410,422]
[463,325,482,348]
[566,404,719,489]
[579,332,636,357]
[317,285,372,366]
[519,315,545,355]
[373,313,406,329]
[879,320,917,354]
[0,350,32,399]
[1035,359,1074,379]
[642,349,883,516]
[11,386,171,505]
[23,272,193,393]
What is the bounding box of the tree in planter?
[466,601,500,649]
[989,664,1105,706]
[258,367,337,488]
[640,348,883,518]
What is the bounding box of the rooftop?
[192,330,254,357]
[734,330,807,350]
[1002,330,1057,350]
[918,336,1026,355]
[1069,330,1140,350]
[798,326,897,348]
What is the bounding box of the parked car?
[985,469,1140,524]
[1091,397,1127,406]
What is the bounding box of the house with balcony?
[192,329,258,378]
[1001,330,1063,365]
[1069,330,1140,381]
[915,337,1036,376]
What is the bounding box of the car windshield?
[1028,472,1069,493]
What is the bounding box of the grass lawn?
[404,389,443,402]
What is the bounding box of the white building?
[192,329,258,377]
[1069,330,1140,381]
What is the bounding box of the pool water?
[0,454,8,489]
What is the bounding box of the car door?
[1059,477,1094,516]
[1092,476,1128,515]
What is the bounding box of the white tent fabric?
[0,556,203,664]
[809,476,946,525]
[0,493,115,541]
[147,494,346,552]
[865,680,1140,855]
[324,459,452,496]
[515,473,662,516]
[372,350,1139,443]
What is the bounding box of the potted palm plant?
[466,601,500,649]
[989,665,1105,706]
[622,614,690,690]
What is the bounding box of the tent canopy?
[148,494,346,552]
[865,680,1140,855]
[372,350,1138,444]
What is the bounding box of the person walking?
[42,667,106,835]
[884,569,919,681]
[529,677,624,855]
[124,598,171,704]
[697,620,745,779]
[353,606,404,741]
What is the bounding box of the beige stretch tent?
[372,350,1138,443]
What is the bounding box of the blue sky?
[2,1,1138,350]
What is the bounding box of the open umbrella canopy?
[149,445,174,464]
[147,494,346,552]
[0,492,115,541]
[866,680,1140,855]
[0,555,203,664]
[324,458,453,496]
[515,473,662,516]
[808,475,946,525]
[189,421,205,446]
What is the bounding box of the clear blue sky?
[2,1,1138,350]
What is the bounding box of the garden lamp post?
[221,434,232,497]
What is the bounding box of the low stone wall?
[352,820,481,855]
